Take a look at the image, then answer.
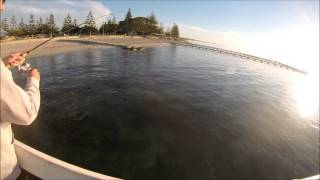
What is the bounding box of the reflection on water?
[13,46,319,179]
[291,72,319,129]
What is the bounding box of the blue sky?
[103,1,318,33]
[2,1,318,32]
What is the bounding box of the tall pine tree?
[99,19,111,34]
[36,17,44,34]
[10,15,17,32]
[28,14,36,36]
[148,12,158,34]
[149,12,158,25]
[19,18,25,29]
[39,17,43,25]
[1,18,9,31]
[125,8,132,21]
[171,23,179,38]
[73,19,77,26]
[70,18,80,34]
[47,13,58,36]
[14,17,26,36]
[123,8,133,34]
[83,11,97,35]
[48,13,55,27]
[61,13,73,34]
[111,17,118,34]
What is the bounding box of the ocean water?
[13,45,319,179]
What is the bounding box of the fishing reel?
[18,62,32,72]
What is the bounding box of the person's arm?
[1,60,41,125]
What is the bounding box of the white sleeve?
[0,60,41,125]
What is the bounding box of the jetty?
[172,41,307,74]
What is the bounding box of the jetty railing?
[172,41,306,74]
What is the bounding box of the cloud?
[2,0,111,28]
[61,0,77,6]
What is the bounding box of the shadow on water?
[12,46,319,179]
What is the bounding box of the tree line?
[1,13,58,37]
[0,9,179,38]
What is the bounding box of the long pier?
[172,41,306,74]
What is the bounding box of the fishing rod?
[18,36,55,71]
[18,23,55,71]
[18,12,118,71]
[26,37,54,54]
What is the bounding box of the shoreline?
[0,35,171,58]
[1,36,305,74]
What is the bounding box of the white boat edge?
[14,140,121,180]
[14,139,318,180]
[300,175,320,180]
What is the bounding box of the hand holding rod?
[18,37,54,71]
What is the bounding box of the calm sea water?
[13,45,319,179]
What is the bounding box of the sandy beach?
[0,35,171,59]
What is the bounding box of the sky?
[1,0,319,74]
